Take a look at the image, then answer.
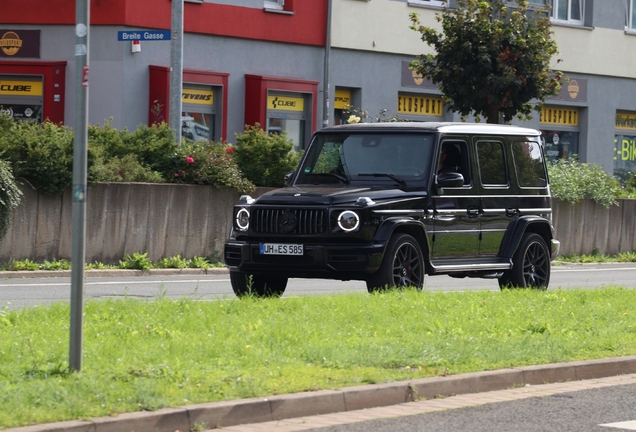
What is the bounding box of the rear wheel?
[499,233,550,290]
[366,233,424,293]
[230,272,288,298]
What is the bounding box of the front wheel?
[499,233,550,290]
[230,272,288,298]
[366,233,424,293]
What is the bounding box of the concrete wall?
[0,183,247,264]
[1,183,634,263]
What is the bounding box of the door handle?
[467,208,480,217]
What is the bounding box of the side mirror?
[436,171,464,188]
[284,171,296,186]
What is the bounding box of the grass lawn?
[1,287,636,428]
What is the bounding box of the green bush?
[0,117,74,195]
[1,117,254,194]
[167,140,255,193]
[233,124,301,187]
[547,158,621,208]
[0,159,22,240]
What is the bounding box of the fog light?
[337,210,360,232]
[236,208,250,231]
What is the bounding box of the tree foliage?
[0,160,22,240]
[410,0,564,123]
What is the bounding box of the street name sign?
[117,30,171,41]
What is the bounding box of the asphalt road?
[1,262,635,309]
[305,383,636,432]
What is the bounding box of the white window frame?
[549,0,584,26]
[407,0,447,8]
[627,0,636,31]
[264,0,284,11]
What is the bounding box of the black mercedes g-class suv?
[224,122,560,296]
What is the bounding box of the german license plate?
[259,243,303,256]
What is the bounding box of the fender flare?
[500,216,554,258]
[374,217,431,255]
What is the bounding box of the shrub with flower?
[168,140,255,193]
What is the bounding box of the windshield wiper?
[309,172,349,184]
[358,173,406,188]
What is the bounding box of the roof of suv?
[319,122,541,137]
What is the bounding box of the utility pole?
[70,0,90,372]
[169,0,184,144]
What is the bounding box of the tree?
[409,0,564,124]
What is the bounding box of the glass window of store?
[266,91,308,151]
[181,85,220,142]
[397,93,444,121]
[0,75,43,123]
[334,88,352,125]
[614,111,636,182]
[539,106,580,162]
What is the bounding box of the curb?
[8,355,636,432]
[0,267,229,279]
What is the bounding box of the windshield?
[294,133,435,187]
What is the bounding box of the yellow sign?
[616,112,636,131]
[268,95,304,112]
[397,95,443,116]
[0,79,43,96]
[334,89,351,110]
[0,31,22,56]
[182,89,214,105]
[540,107,579,126]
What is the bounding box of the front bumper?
[224,241,385,279]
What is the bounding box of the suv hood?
[252,185,426,206]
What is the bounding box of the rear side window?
[477,141,508,186]
[512,141,548,188]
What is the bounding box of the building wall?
[3,0,636,173]
[1,0,328,143]
[328,0,636,174]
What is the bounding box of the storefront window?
[614,134,636,182]
[540,130,579,162]
[268,116,304,151]
[266,92,307,151]
[181,85,217,142]
[182,112,214,142]
[334,88,352,126]
[0,75,44,123]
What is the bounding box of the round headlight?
[337,210,360,232]
[236,208,250,231]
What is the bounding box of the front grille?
[252,208,327,235]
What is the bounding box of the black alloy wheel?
[366,233,424,293]
[499,232,550,290]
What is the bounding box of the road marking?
[552,267,636,273]
[600,420,636,430]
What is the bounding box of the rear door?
[475,137,518,256]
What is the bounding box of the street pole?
[70,0,90,372]
[169,0,184,144]
[322,0,332,128]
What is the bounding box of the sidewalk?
[8,355,636,432]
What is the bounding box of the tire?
[499,233,550,290]
[230,272,288,298]
[366,233,424,293]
